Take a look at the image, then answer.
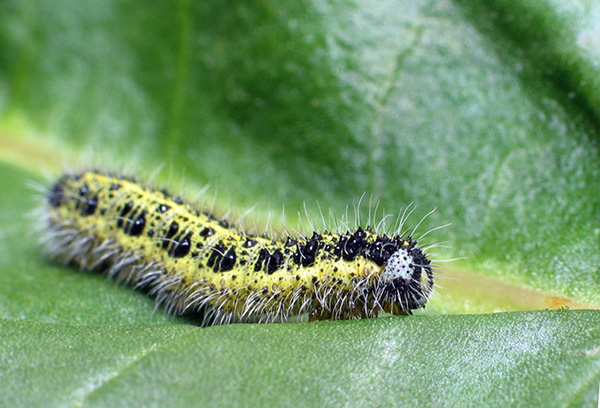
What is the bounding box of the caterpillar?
[42,170,435,326]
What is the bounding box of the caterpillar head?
[377,243,434,314]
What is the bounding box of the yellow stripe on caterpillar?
[43,171,435,325]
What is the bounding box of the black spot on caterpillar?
[42,171,436,326]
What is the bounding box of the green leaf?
[2,312,599,407]
[0,1,599,406]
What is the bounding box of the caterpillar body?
[43,171,434,326]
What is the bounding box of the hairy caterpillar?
[42,171,435,326]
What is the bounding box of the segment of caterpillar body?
[43,171,435,326]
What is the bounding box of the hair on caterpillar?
[37,167,449,326]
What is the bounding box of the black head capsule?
[377,244,433,312]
